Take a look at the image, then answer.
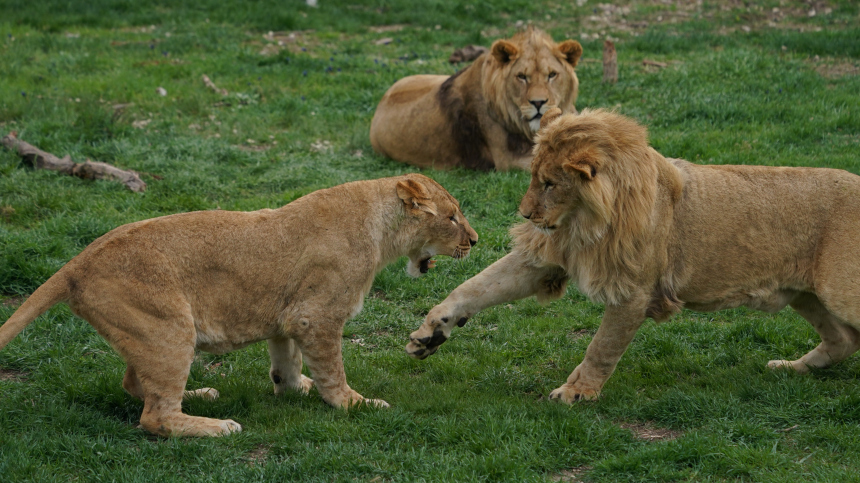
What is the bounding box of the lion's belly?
[681,286,801,314]
[193,314,280,355]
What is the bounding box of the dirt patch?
[2,295,27,308]
[568,328,593,341]
[620,421,682,442]
[551,466,591,482]
[245,444,269,466]
[233,143,273,152]
[524,0,839,40]
[807,55,860,79]
[0,368,28,382]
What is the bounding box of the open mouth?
[419,257,434,273]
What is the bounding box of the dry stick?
[1,132,146,193]
[603,40,618,84]
[202,74,228,96]
[643,59,669,68]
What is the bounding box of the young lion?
[0,174,477,436]
[370,27,582,171]
[406,108,860,402]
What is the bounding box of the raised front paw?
[548,383,600,404]
[405,304,468,359]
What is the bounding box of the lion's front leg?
[268,336,314,395]
[550,302,646,403]
[295,319,389,409]
[407,249,567,358]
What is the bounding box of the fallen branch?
[643,59,668,68]
[202,75,228,96]
[1,132,146,192]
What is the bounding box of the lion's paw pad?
[219,420,242,435]
[299,375,315,394]
[185,387,220,401]
[548,385,599,404]
[767,359,797,370]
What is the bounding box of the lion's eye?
[543,181,553,190]
[516,73,527,82]
[548,71,557,79]
[449,215,457,223]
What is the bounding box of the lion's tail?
[0,271,70,351]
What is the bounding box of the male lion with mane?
[0,174,477,436]
[370,27,582,171]
[406,108,860,403]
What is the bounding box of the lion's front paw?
[548,383,600,404]
[298,375,314,394]
[767,359,809,374]
[184,387,220,401]
[364,398,390,408]
[219,419,243,435]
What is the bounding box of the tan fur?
[0,174,477,436]
[370,27,582,171]
[407,109,860,403]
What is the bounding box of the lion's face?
[519,140,602,234]
[397,175,478,277]
[483,28,582,138]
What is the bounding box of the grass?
[1,0,859,481]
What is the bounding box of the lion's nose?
[530,99,547,110]
[469,238,477,246]
[521,211,532,220]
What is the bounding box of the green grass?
[2,0,860,481]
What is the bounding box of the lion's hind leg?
[87,305,241,437]
[768,292,860,373]
[130,343,241,437]
[268,336,314,395]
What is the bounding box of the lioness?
[406,108,860,402]
[0,174,477,436]
[370,27,582,171]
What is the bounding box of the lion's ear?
[557,40,583,68]
[563,160,597,181]
[397,178,438,215]
[491,40,519,64]
[540,107,563,130]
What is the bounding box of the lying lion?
[370,27,582,171]
[0,174,478,436]
[406,108,860,402]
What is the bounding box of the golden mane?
[513,109,682,305]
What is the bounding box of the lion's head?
[514,108,672,304]
[396,174,479,277]
[482,27,582,139]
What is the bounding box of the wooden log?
[603,40,618,84]
[1,132,146,192]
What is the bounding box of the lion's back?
[370,75,454,166]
